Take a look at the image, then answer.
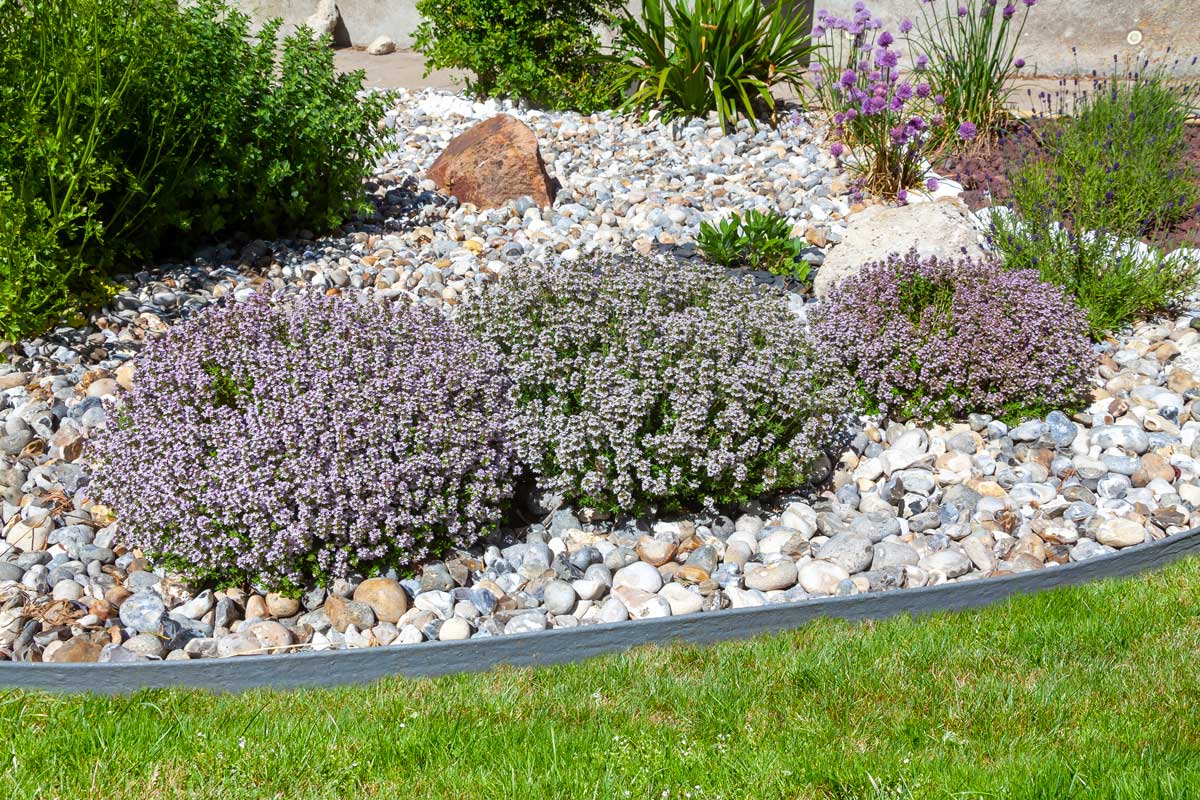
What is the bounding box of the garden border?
[4,526,1199,694]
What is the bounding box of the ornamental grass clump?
[904,0,1037,151]
[460,254,849,514]
[88,293,517,592]
[811,4,947,199]
[811,250,1094,423]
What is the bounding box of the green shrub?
[413,0,622,112]
[697,209,808,280]
[990,205,1197,339]
[0,189,77,342]
[992,74,1199,337]
[605,0,818,132]
[1017,77,1198,238]
[0,0,386,340]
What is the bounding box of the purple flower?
[934,92,945,105]
[916,53,929,70]
[831,141,845,157]
[958,120,978,140]
[878,30,894,46]
[899,18,913,33]
[931,112,944,126]
[1022,0,1036,5]
[810,251,1094,423]
[926,177,940,192]
[895,82,914,101]
[1014,58,1026,68]
[958,5,968,16]
[465,254,850,514]
[896,188,908,204]
[89,294,518,589]
[916,82,931,98]
[876,49,899,68]
[839,68,858,88]
[1002,3,1016,18]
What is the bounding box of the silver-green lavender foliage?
[461,253,850,514]
[87,292,517,591]
[811,250,1095,424]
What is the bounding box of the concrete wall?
[237,0,1200,78]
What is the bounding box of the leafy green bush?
[605,0,818,132]
[992,74,1199,337]
[0,189,78,342]
[1016,77,1198,238]
[990,206,1197,339]
[697,209,808,280]
[413,0,622,112]
[0,0,386,340]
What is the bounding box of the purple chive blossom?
[916,53,929,70]
[878,30,894,46]
[895,82,914,101]
[840,68,858,88]
[810,251,1094,423]
[462,254,849,514]
[916,82,931,98]
[932,112,945,125]
[926,177,940,192]
[958,5,968,15]
[1022,0,1036,5]
[813,24,826,37]
[1002,3,1016,18]
[958,120,978,139]
[899,18,913,33]
[1014,58,1026,68]
[896,188,908,204]
[88,293,518,590]
[934,93,945,105]
[831,141,846,157]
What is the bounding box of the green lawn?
[4,557,1200,800]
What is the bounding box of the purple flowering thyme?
[88,292,517,590]
[811,250,1094,423]
[460,254,850,514]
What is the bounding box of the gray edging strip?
[4,526,1200,694]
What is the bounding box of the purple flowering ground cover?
[461,254,851,515]
[87,293,517,591]
[811,250,1095,423]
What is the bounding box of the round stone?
[612,561,663,593]
[798,560,851,595]
[248,620,293,653]
[265,592,301,618]
[439,617,472,641]
[542,579,578,615]
[658,583,703,615]
[353,577,409,624]
[118,591,166,634]
[123,632,166,659]
[744,560,798,591]
[919,549,972,578]
[1096,518,1146,549]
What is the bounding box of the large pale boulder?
[306,0,339,37]
[428,114,557,209]
[813,198,988,297]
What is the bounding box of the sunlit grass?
[4,557,1200,799]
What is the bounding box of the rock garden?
[2,0,1200,670]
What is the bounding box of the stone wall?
[234,0,1200,78]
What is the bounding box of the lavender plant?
[811,250,1094,423]
[905,0,1037,151]
[88,293,517,591]
[460,254,849,514]
[810,3,947,198]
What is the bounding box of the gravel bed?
[3,91,1200,663]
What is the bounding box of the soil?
[933,120,1200,250]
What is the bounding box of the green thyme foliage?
[413,0,623,112]
[697,209,808,280]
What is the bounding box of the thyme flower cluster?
[88,293,517,590]
[460,254,850,514]
[811,250,1094,423]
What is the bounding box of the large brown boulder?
[428,114,557,209]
